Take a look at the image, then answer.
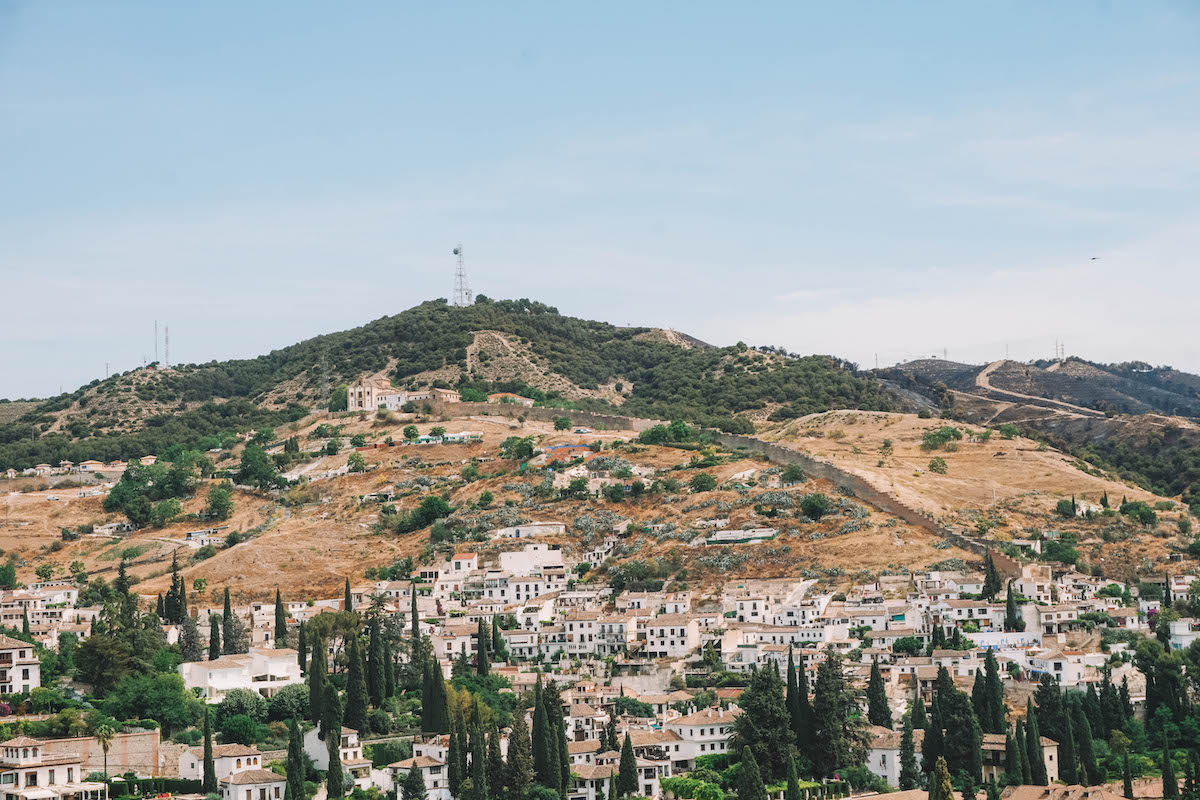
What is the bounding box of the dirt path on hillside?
[976,361,1104,417]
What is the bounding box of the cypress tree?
[202,708,216,793]
[325,684,344,799]
[532,677,551,786]
[1164,739,1179,800]
[736,747,768,800]
[987,776,1000,800]
[344,634,369,734]
[487,725,504,800]
[984,649,1005,734]
[286,718,305,800]
[22,609,29,636]
[470,718,488,800]
[605,710,618,755]
[275,588,288,648]
[477,618,490,676]
[180,580,188,620]
[786,754,801,800]
[180,615,203,662]
[868,658,892,728]
[618,735,638,797]
[344,577,353,613]
[1058,704,1077,785]
[810,649,851,778]
[1073,704,1101,785]
[1015,721,1031,784]
[1003,732,1021,785]
[156,594,165,620]
[420,662,433,732]
[1005,582,1022,631]
[298,622,308,674]
[795,649,813,761]
[608,770,618,800]
[309,636,327,728]
[786,647,801,743]
[367,619,383,706]
[930,757,954,800]
[222,588,235,654]
[1026,700,1048,785]
[544,696,562,795]
[982,552,1003,600]
[922,695,944,775]
[454,713,468,797]
[557,702,571,796]
[209,614,221,660]
[447,719,462,798]
[972,671,989,733]
[912,692,927,730]
[383,639,396,699]
[422,662,449,734]
[491,617,506,662]
[1123,753,1133,799]
[402,763,428,800]
[899,710,919,790]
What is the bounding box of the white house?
[179,744,264,781]
[219,769,287,800]
[390,756,451,800]
[0,635,40,694]
[0,736,107,800]
[303,727,372,791]
[178,648,301,702]
[663,707,739,770]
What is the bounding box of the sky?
[2,2,1199,398]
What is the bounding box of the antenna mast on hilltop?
[452,244,473,307]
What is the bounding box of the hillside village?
[1,374,1198,800]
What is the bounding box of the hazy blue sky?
[3,2,1199,398]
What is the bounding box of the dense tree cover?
[0,398,307,471]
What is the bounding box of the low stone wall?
[710,432,984,555]
[41,730,163,776]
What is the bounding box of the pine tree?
[402,762,428,800]
[298,622,308,673]
[982,552,1003,600]
[209,615,221,660]
[786,754,801,800]
[344,634,369,734]
[984,649,1005,734]
[476,618,490,676]
[367,619,383,707]
[309,636,327,728]
[286,717,305,800]
[325,683,344,799]
[1164,739,1179,799]
[202,708,216,793]
[618,735,638,797]
[929,757,954,800]
[899,710,919,790]
[736,747,767,800]
[222,588,236,654]
[1025,700,1048,785]
[275,588,289,648]
[1123,753,1134,799]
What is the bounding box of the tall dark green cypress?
[911,692,927,730]
[285,717,305,800]
[1015,721,1031,784]
[1123,753,1134,799]
[618,735,638,797]
[899,710,919,790]
[476,618,490,676]
[507,708,533,800]
[367,619,383,706]
[325,683,344,799]
[972,671,989,733]
[1164,738,1179,799]
[982,552,1003,600]
[487,725,504,800]
[470,718,489,800]
[1025,700,1048,785]
[447,718,462,798]
[275,588,289,648]
[344,634,369,734]
[544,696,561,795]
[309,636,327,728]
[735,746,767,800]
[532,677,551,786]
[557,701,570,795]
[156,593,165,620]
[1003,732,1021,784]
[1005,581,1022,631]
[202,707,216,793]
[1058,704,1077,785]
[208,614,221,660]
[298,621,308,673]
[786,647,802,745]
[1073,704,1101,785]
[984,649,1005,734]
[867,658,891,728]
[222,588,235,654]
[344,577,353,613]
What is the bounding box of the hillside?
[0,298,887,471]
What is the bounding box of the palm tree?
[95,725,116,777]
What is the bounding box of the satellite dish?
[453,247,461,255]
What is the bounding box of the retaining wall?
[428,401,666,433]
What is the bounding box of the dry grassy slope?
[10,412,972,604]
[757,410,1195,579]
[0,402,37,424]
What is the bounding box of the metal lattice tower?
[452,244,473,307]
